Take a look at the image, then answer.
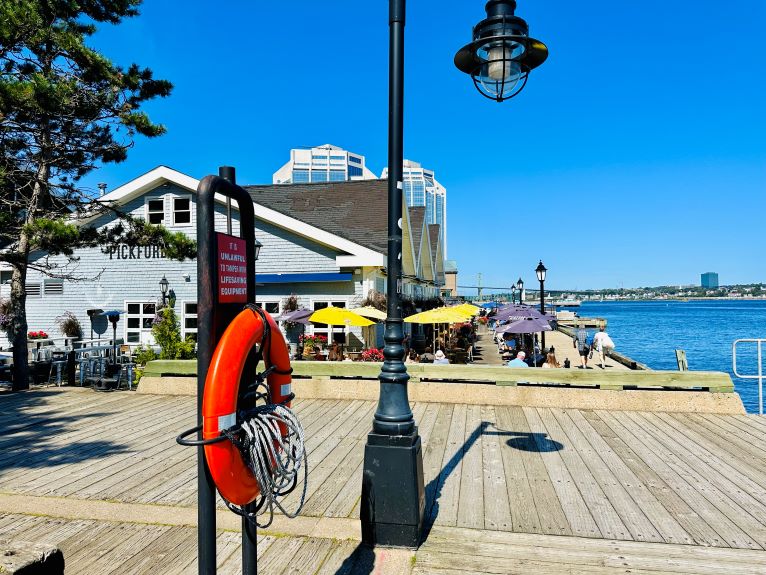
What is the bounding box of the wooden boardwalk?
[2,388,766,573]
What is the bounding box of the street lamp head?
[454,0,548,102]
[253,237,263,261]
[516,277,524,290]
[159,275,169,296]
[535,260,547,282]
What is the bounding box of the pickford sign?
[107,244,167,260]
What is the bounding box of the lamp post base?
[361,429,425,548]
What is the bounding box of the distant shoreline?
[577,297,766,302]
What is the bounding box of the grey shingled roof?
[409,206,426,256]
[245,179,390,254]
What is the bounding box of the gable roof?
[90,166,385,266]
[409,207,426,254]
[245,179,391,255]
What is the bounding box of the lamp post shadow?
[422,419,564,542]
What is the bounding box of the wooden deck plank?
[431,403,466,526]
[314,539,361,575]
[701,413,766,450]
[567,409,693,545]
[503,406,572,536]
[631,412,766,541]
[552,409,664,543]
[16,400,193,496]
[494,406,541,533]
[581,410,722,547]
[480,405,512,531]
[422,404,453,524]
[662,413,766,488]
[598,410,761,550]
[280,536,335,575]
[44,408,195,498]
[532,408,608,539]
[456,404,484,530]
[251,535,305,575]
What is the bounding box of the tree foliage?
[0,1,193,390]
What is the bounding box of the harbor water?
[570,300,766,414]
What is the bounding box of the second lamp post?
[536,260,547,349]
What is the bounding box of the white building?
[272,144,377,184]
[1,167,445,350]
[381,160,447,256]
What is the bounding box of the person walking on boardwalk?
[591,325,615,369]
[573,324,591,369]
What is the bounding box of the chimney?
[97,182,107,197]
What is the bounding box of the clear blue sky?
[82,1,766,292]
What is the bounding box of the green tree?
[0,1,194,390]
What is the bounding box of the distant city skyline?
[77,1,765,289]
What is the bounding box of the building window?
[126,302,157,344]
[349,165,363,177]
[43,280,63,295]
[330,155,346,161]
[26,283,41,297]
[292,170,309,183]
[183,302,198,341]
[256,301,280,315]
[311,171,328,183]
[311,154,328,160]
[349,156,362,164]
[0,270,11,284]
[173,197,191,225]
[311,300,347,344]
[146,198,165,224]
[329,170,346,181]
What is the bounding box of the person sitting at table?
[507,351,529,368]
[405,350,420,364]
[313,347,325,361]
[328,342,341,361]
[420,350,435,363]
[433,349,450,365]
[541,352,561,368]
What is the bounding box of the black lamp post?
[253,238,262,262]
[159,275,169,307]
[516,277,524,304]
[536,260,547,349]
[511,285,516,305]
[455,0,548,102]
[362,0,547,549]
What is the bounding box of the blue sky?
[82,1,766,292]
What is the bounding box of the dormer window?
[173,197,191,225]
[146,198,165,224]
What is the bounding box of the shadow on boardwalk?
[0,390,129,473]
[422,420,563,542]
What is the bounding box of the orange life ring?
[202,306,292,505]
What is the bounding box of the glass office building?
[382,160,448,256]
[273,144,377,184]
[701,272,719,289]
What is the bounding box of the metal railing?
[733,339,765,415]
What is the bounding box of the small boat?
[553,298,582,307]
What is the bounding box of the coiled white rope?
[235,403,308,528]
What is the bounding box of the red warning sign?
[217,233,247,303]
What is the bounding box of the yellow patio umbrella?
[309,306,374,327]
[349,306,387,321]
[451,303,481,316]
[403,307,469,324]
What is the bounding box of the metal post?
[220,166,235,236]
[196,170,257,575]
[217,167,258,575]
[361,0,425,548]
[539,279,545,350]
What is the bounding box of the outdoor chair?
[47,350,68,386]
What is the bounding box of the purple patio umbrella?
[274,308,313,325]
[496,317,552,334]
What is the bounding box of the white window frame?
[172,194,193,227]
[310,299,348,345]
[182,301,198,341]
[125,300,157,345]
[256,300,281,317]
[145,196,166,225]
